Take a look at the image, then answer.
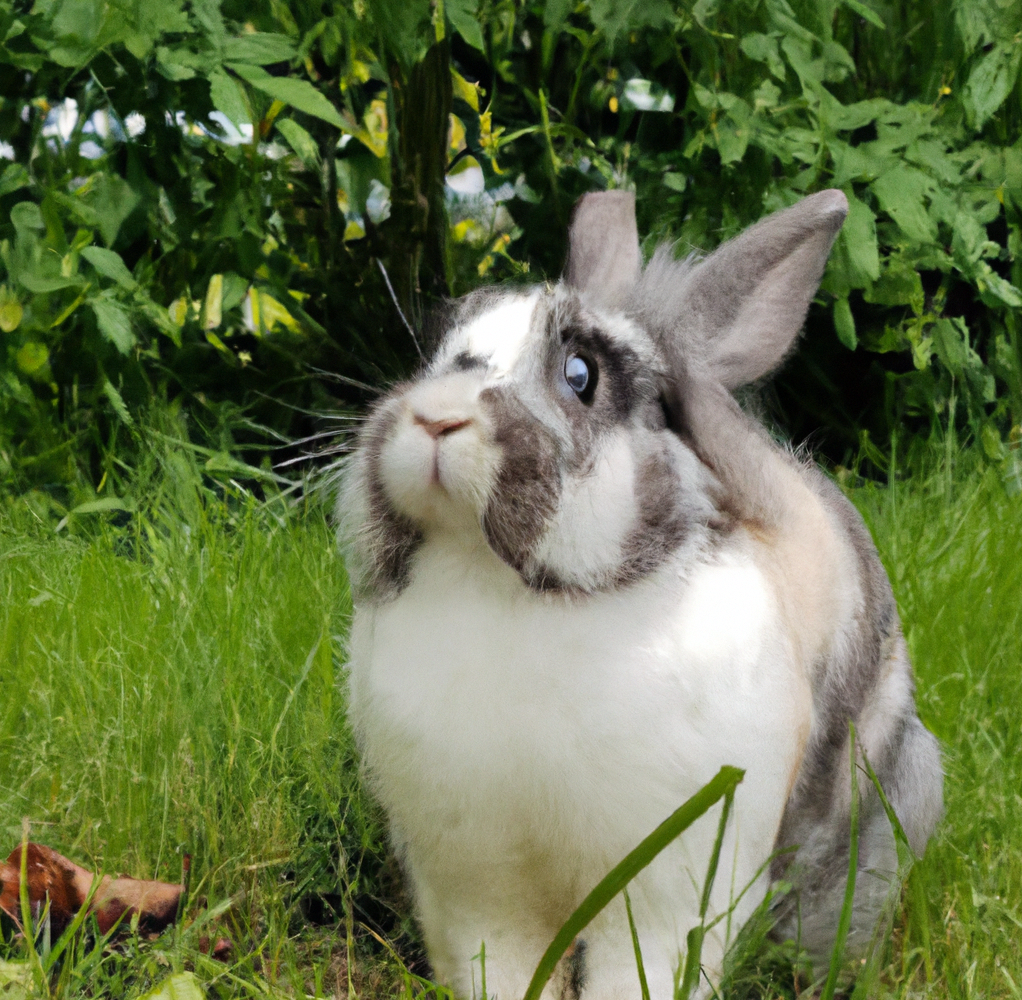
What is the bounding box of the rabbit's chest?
[348,541,811,855]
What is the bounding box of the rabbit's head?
[342,190,848,599]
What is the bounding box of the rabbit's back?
[769,464,943,960]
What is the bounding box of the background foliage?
[0,0,1020,503]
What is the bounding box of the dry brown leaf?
[0,843,183,937]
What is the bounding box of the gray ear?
[643,189,848,389]
[564,191,641,312]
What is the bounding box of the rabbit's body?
[341,192,943,998]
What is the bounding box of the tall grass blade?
[521,766,744,1000]
[623,890,651,1000]
[820,722,860,1000]
[678,785,736,1000]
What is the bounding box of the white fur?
[532,430,637,590]
[348,532,812,999]
[440,292,542,377]
[379,373,501,529]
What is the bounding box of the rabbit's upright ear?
[564,191,642,311]
[653,190,848,390]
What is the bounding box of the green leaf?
[91,297,136,354]
[840,0,884,28]
[0,163,30,198]
[864,258,924,309]
[521,766,744,1000]
[155,45,198,80]
[740,33,785,80]
[102,378,135,426]
[976,263,1022,308]
[209,67,252,130]
[227,64,343,128]
[275,118,319,166]
[10,201,44,235]
[221,272,249,312]
[962,44,1022,130]
[15,341,48,375]
[138,972,205,1000]
[933,317,973,374]
[447,0,485,51]
[871,167,937,243]
[832,192,880,287]
[834,296,857,349]
[717,119,750,165]
[70,496,133,515]
[80,174,140,247]
[223,32,296,65]
[0,286,23,332]
[543,0,573,29]
[589,0,673,42]
[81,247,136,289]
[18,272,82,294]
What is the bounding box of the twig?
[375,259,424,361]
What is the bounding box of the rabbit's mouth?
[377,371,501,532]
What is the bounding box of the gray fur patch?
[768,468,943,967]
[353,398,423,601]
[479,385,563,578]
[615,443,695,585]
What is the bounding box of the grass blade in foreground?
[678,784,737,1000]
[522,766,744,1000]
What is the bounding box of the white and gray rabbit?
[338,190,943,999]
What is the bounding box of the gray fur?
[343,395,423,600]
[632,189,848,390]
[479,383,563,579]
[565,191,642,312]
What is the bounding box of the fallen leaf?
[0,843,183,937]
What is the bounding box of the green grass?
[1,449,1020,998]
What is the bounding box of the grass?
[0,446,1020,998]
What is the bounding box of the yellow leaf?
[16,341,49,375]
[169,297,188,327]
[451,68,480,112]
[0,286,23,332]
[204,273,223,330]
[205,330,230,353]
[257,291,300,334]
[448,114,467,158]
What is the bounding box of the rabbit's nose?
[414,414,472,439]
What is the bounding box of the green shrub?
[0,0,1019,493]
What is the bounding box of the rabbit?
[337,189,944,999]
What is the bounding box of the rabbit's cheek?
[377,421,437,521]
[531,430,638,590]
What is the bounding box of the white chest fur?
[347,535,812,998]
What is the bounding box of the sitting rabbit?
[339,190,943,999]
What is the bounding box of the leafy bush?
[0,0,1020,495]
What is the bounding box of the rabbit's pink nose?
[414,414,471,439]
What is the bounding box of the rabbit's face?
[350,285,715,598]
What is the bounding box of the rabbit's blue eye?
[564,354,592,396]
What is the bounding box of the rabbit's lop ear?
[564,190,642,311]
[659,189,848,390]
